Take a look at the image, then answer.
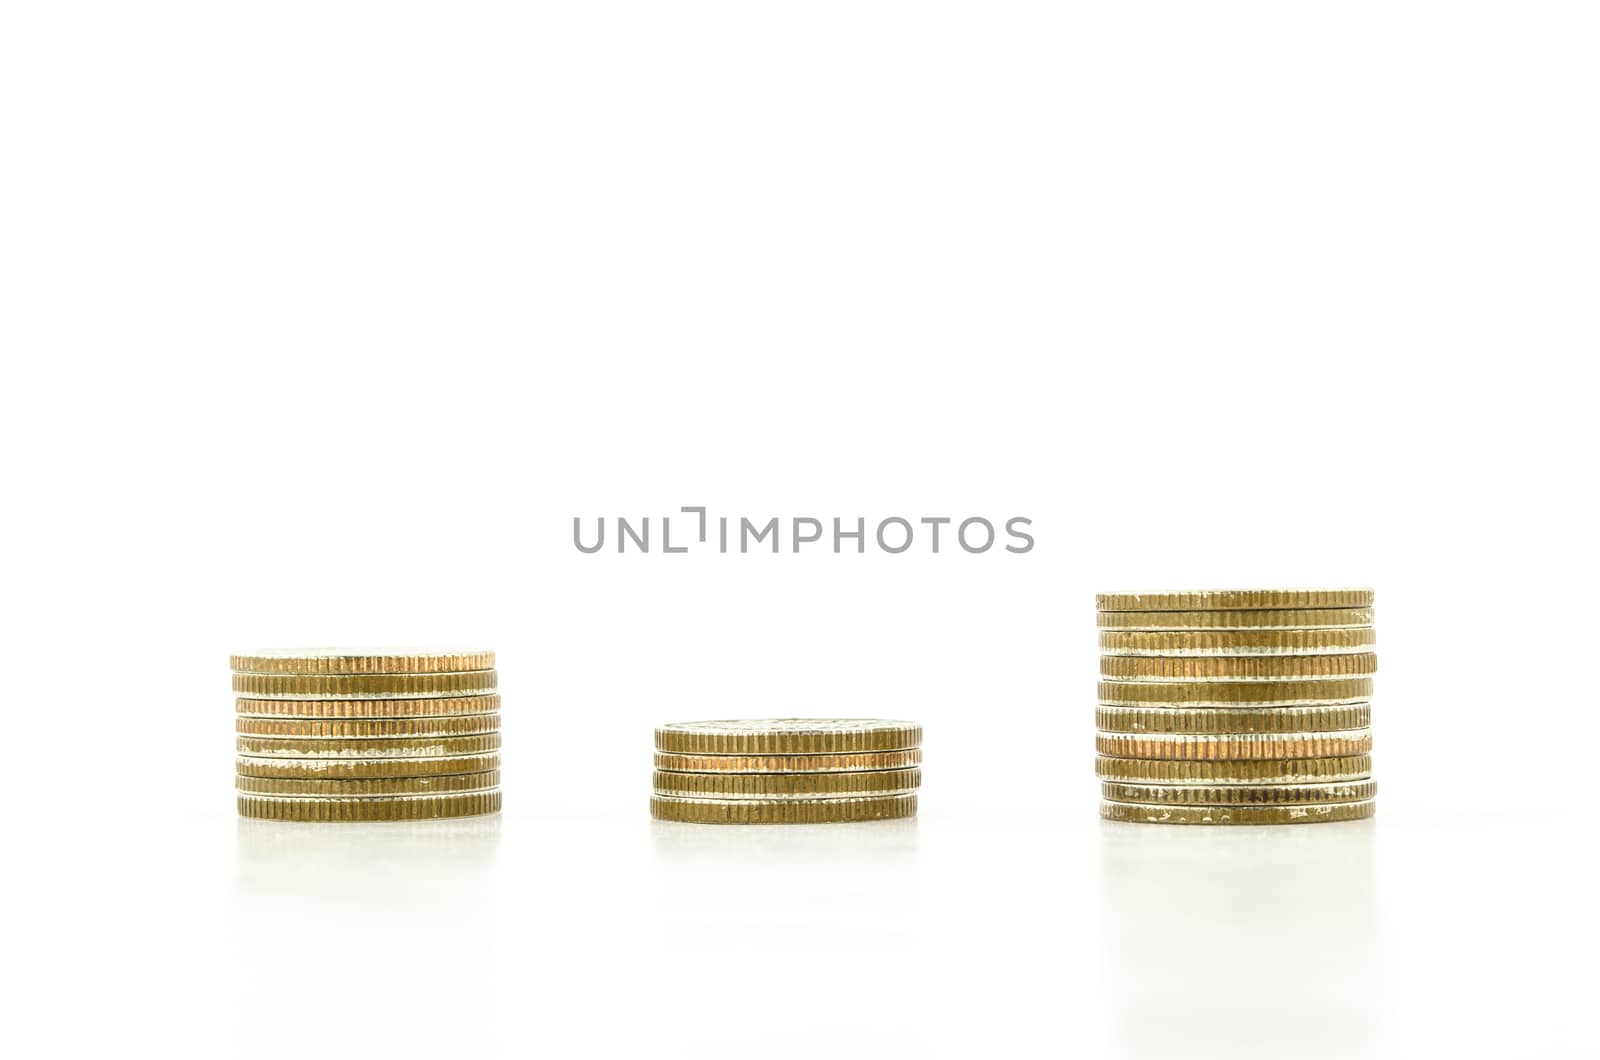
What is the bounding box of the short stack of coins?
[1096,590,1377,825]
[651,719,922,824]
[233,648,502,821]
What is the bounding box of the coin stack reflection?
[1096,590,1377,824]
[651,719,922,824]
[233,649,502,821]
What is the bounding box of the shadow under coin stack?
[233,648,502,821]
[651,719,922,824]
[1095,590,1377,825]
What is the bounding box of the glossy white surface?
[6,1,1597,1056]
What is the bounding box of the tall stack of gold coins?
[1096,590,1377,825]
[233,648,502,821]
[651,719,922,824]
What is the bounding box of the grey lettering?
[573,517,605,553]
[1005,517,1035,553]
[662,517,688,553]
[834,517,865,553]
[793,517,823,552]
[958,517,995,553]
[682,506,707,543]
[741,517,779,553]
[618,517,649,553]
[876,517,913,553]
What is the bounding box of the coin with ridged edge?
[236,694,502,719]
[1095,754,1372,785]
[655,719,922,756]
[236,733,501,758]
[230,648,495,675]
[1100,780,1377,806]
[236,771,500,797]
[1096,730,1373,760]
[1095,703,1371,735]
[1097,608,1374,631]
[235,752,500,779]
[1099,628,1377,656]
[653,768,920,799]
[238,790,501,821]
[654,749,923,774]
[650,793,917,824]
[236,713,500,739]
[1099,679,1373,706]
[1101,652,1378,682]
[1100,799,1375,825]
[232,671,497,700]
[1096,589,1374,612]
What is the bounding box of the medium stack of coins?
[233,648,502,821]
[1096,590,1377,825]
[651,719,922,824]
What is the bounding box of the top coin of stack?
[1095,590,1377,824]
[651,719,922,824]
[233,648,502,821]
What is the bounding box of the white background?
[4,2,1597,1057]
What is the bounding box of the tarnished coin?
[236,733,501,758]
[236,694,502,719]
[230,648,495,675]
[236,713,500,739]
[1096,589,1374,611]
[236,771,500,797]
[231,671,497,700]
[1095,754,1372,785]
[1096,730,1373,761]
[650,793,917,824]
[655,719,922,756]
[1097,608,1374,631]
[652,768,920,800]
[1099,679,1373,706]
[1101,652,1378,682]
[1099,628,1377,656]
[235,752,500,779]
[654,749,923,774]
[1095,703,1370,735]
[1100,780,1377,806]
[1100,799,1376,825]
[238,790,501,821]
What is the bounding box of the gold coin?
[231,671,497,700]
[1096,589,1374,612]
[654,719,922,755]
[650,793,917,824]
[236,713,499,739]
[1096,730,1373,760]
[653,749,923,773]
[1095,703,1370,734]
[1100,799,1375,825]
[1097,608,1374,631]
[229,648,494,675]
[1099,628,1377,656]
[236,733,501,758]
[1099,679,1373,706]
[235,752,500,779]
[1101,653,1378,682]
[238,790,501,821]
[236,694,501,719]
[1096,754,1372,785]
[652,768,920,799]
[1101,780,1378,806]
[235,771,500,797]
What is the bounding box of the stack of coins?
[1096,590,1377,825]
[233,648,502,821]
[651,719,922,824]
